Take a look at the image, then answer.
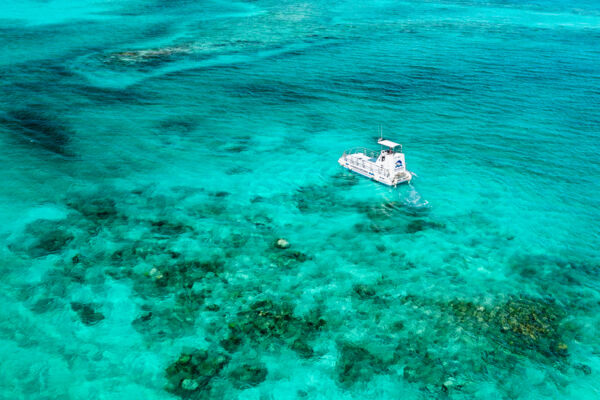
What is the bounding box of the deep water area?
[1,0,599,399]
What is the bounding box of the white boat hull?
[338,156,412,186]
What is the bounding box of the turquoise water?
[1,0,599,398]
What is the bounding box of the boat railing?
[341,149,394,178]
[342,147,379,159]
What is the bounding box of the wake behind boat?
[338,138,413,186]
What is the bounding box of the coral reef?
[336,343,389,387]
[446,296,568,360]
[165,349,230,397]
[106,45,194,65]
[222,299,326,357]
[71,302,105,326]
[228,362,268,389]
[1,108,73,156]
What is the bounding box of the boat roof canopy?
[378,139,401,148]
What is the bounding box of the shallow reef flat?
[0,0,599,399]
[1,181,597,399]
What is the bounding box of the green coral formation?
[447,296,568,360]
[165,349,230,397]
[6,186,589,399]
[222,299,325,357]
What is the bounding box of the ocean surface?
[1,0,599,398]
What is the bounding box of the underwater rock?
[447,296,568,361]
[392,321,405,330]
[220,335,243,353]
[357,200,430,222]
[228,299,297,340]
[336,343,389,387]
[138,311,153,322]
[110,244,146,268]
[71,302,105,326]
[275,238,290,249]
[3,108,72,156]
[288,251,309,262]
[574,363,592,375]
[21,219,74,257]
[205,304,220,312]
[267,248,311,268]
[226,166,252,175]
[331,171,359,187]
[35,229,74,256]
[244,212,273,228]
[291,338,314,358]
[227,232,249,249]
[293,184,339,213]
[31,297,59,314]
[62,261,88,284]
[150,219,193,236]
[228,362,268,389]
[145,258,224,292]
[395,341,447,390]
[107,45,194,64]
[129,258,226,341]
[175,288,206,316]
[190,259,225,274]
[406,219,445,234]
[149,267,163,281]
[158,117,198,135]
[132,303,198,341]
[351,202,411,235]
[403,366,416,381]
[352,284,376,300]
[66,196,119,222]
[441,378,463,393]
[180,379,198,391]
[389,294,572,394]
[223,299,324,356]
[165,348,230,397]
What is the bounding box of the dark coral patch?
[2,108,73,156]
[71,302,105,326]
[165,349,230,397]
[336,343,389,387]
[31,297,60,314]
[447,296,568,360]
[150,219,193,235]
[331,171,360,187]
[293,184,339,213]
[228,362,268,389]
[406,219,445,233]
[19,219,74,257]
[267,249,311,268]
[132,306,195,341]
[352,284,376,300]
[66,196,120,222]
[222,300,325,357]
